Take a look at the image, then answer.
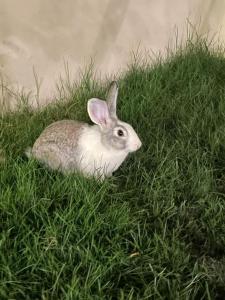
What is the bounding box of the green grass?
[1,38,225,299]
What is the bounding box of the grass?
[1,38,225,299]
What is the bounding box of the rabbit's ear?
[87,98,111,127]
[106,81,118,118]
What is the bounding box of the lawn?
[1,39,225,299]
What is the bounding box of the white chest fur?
[78,125,128,178]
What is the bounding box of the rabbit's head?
[87,81,142,153]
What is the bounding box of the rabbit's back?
[32,120,87,172]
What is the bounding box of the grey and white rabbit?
[26,81,142,180]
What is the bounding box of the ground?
[0,39,225,299]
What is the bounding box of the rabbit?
[26,81,142,180]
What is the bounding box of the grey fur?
[101,122,127,150]
[31,120,87,173]
[106,81,118,118]
[101,81,127,150]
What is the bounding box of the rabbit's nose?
[134,140,142,150]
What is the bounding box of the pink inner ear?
[88,99,110,126]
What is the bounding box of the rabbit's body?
[31,119,128,178]
[27,82,142,180]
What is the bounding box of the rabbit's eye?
[117,129,124,137]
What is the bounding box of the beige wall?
[0,0,225,108]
